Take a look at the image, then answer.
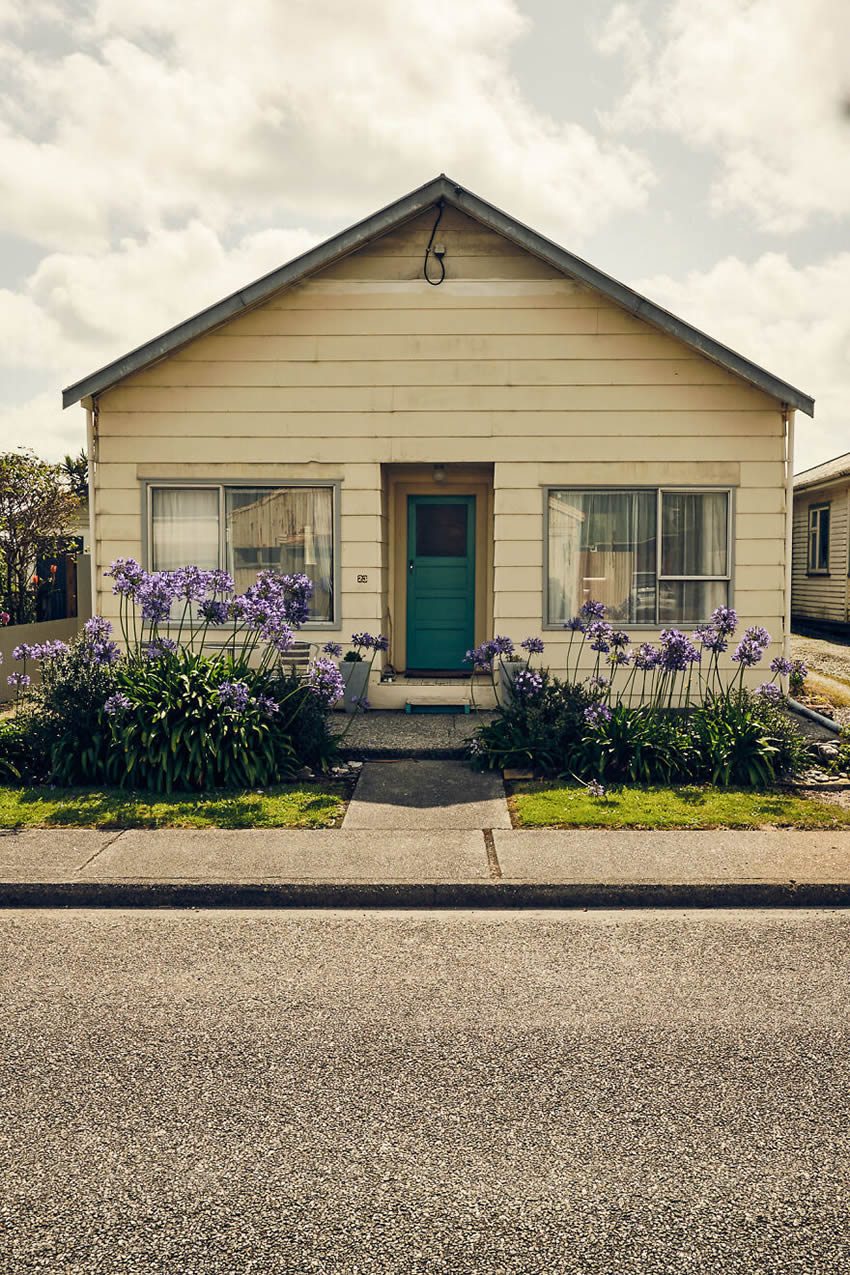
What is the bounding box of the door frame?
[386,464,493,674]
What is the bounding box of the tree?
[0,450,81,624]
[61,449,89,502]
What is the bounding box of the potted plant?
[324,632,389,714]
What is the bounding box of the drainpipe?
[783,405,795,662]
[85,398,97,619]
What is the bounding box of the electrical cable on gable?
[423,200,446,286]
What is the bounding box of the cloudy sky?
[1,0,847,472]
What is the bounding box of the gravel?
[2,908,850,1272]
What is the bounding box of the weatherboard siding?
[92,204,788,680]
[791,481,850,625]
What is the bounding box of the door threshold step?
[405,701,471,714]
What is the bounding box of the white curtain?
[548,490,656,624]
[151,487,220,571]
[662,492,727,576]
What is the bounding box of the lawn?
[510,781,850,829]
[0,782,349,829]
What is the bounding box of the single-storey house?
[63,175,814,707]
[792,452,850,631]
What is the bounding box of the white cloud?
[0,389,85,463]
[599,0,850,232]
[0,0,654,252]
[631,252,850,471]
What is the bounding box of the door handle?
[408,559,414,573]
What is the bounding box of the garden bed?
[507,781,850,830]
[0,781,349,829]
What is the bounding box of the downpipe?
[787,696,842,735]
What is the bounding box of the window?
[148,483,336,623]
[807,503,830,574]
[546,488,731,626]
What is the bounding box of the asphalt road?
[2,908,849,1273]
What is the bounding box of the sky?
[0,0,847,473]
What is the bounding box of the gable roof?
[794,451,850,493]
[62,174,815,415]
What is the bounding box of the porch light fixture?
[432,464,446,483]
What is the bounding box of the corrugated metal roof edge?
[62,174,815,416]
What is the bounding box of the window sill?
[806,571,830,578]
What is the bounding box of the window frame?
[807,502,830,576]
[542,484,735,630]
[141,478,342,630]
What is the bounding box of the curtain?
[226,487,334,621]
[151,488,220,571]
[661,492,727,577]
[547,490,656,624]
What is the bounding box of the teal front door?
[406,495,476,671]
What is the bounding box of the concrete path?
[3,822,850,907]
[342,759,511,830]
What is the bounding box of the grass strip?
[0,782,349,829]
[510,781,850,829]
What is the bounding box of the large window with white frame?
[148,483,336,623]
[545,487,732,626]
[807,503,830,574]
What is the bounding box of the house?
[791,452,850,631]
[62,175,814,708]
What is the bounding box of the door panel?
[406,495,475,671]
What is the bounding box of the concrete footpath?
[2,759,850,908]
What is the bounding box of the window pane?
[659,580,729,624]
[415,503,468,556]
[661,491,728,577]
[818,507,830,570]
[226,487,334,622]
[547,490,656,624]
[151,488,219,571]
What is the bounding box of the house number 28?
[357,574,368,583]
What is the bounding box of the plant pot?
[340,659,370,713]
[499,660,525,708]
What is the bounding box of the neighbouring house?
[62,175,814,708]
[792,452,850,631]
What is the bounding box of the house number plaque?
[357,574,368,583]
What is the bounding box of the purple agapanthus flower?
[711,606,739,636]
[490,635,516,658]
[732,626,771,668]
[586,779,606,798]
[610,630,631,651]
[371,634,390,653]
[755,681,781,700]
[307,656,345,706]
[351,695,371,711]
[105,558,145,597]
[199,599,229,625]
[145,638,177,660]
[12,643,37,661]
[608,649,632,667]
[693,625,728,653]
[350,632,374,650]
[83,617,121,665]
[136,571,177,624]
[579,600,606,622]
[170,565,212,603]
[511,669,543,700]
[104,692,132,715]
[659,629,700,672]
[586,620,614,654]
[7,672,30,687]
[36,640,70,660]
[217,679,250,712]
[464,644,493,673]
[584,702,612,728]
[633,643,661,671]
[256,695,279,718]
[564,616,586,633]
[770,656,794,678]
[322,641,343,658]
[520,636,545,655]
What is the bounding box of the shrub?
[0,717,48,783]
[576,704,698,785]
[267,666,339,771]
[104,651,294,793]
[468,673,592,774]
[36,620,119,784]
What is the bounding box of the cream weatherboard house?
[64,176,814,708]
